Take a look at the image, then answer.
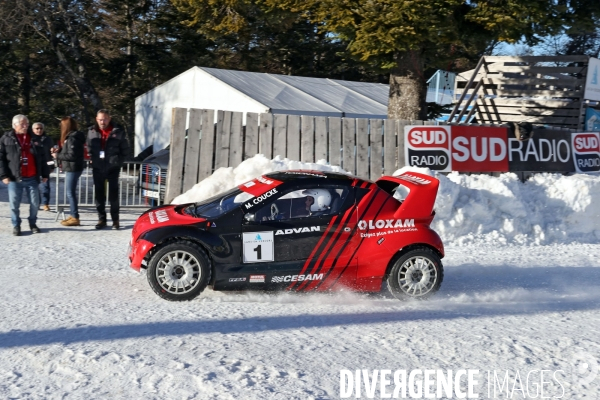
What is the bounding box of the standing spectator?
[53,117,86,226]
[0,114,50,236]
[32,122,54,211]
[86,109,129,229]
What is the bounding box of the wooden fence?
[165,108,429,203]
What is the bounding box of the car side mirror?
[244,213,256,222]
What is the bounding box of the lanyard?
[16,133,28,148]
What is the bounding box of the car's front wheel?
[386,247,443,300]
[147,241,211,301]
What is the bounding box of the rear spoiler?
[375,172,439,220]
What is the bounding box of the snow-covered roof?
[198,67,389,118]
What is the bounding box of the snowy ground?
[1,164,599,399]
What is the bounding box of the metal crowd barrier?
[51,161,159,220]
[137,161,166,208]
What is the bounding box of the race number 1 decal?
[243,231,274,263]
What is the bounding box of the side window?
[254,186,350,221]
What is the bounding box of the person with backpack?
[52,117,86,226]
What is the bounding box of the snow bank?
[395,166,600,245]
[174,155,600,245]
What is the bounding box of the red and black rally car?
[128,170,444,301]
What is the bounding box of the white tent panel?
[330,79,389,107]
[135,68,269,153]
[201,68,343,116]
[135,68,198,153]
[272,75,387,118]
[193,68,269,112]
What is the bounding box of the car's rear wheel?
[386,248,443,300]
[147,241,211,301]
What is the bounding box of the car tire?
[386,247,443,300]
[147,241,211,301]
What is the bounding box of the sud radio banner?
[572,132,600,173]
[404,125,597,173]
[509,130,574,172]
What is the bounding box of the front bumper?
[129,239,156,271]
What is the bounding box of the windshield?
[184,187,254,218]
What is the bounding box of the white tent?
[134,67,389,154]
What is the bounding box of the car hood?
[132,204,206,242]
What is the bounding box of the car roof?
[265,170,361,182]
[141,147,170,169]
[237,170,370,199]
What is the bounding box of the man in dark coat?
[0,115,50,236]
[86,109,130,229]
[32,122,55,211]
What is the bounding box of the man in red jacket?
[0,115,50,236]
[86,109,130,230]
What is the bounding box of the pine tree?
[260,0,563,119]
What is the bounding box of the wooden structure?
[164,108,429,203]
[449,55,592,129]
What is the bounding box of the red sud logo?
[239,176,283,197]
[451,126,509,172]
[397,174,432,185]
[405,126,451,172]
[572,132,600,173]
